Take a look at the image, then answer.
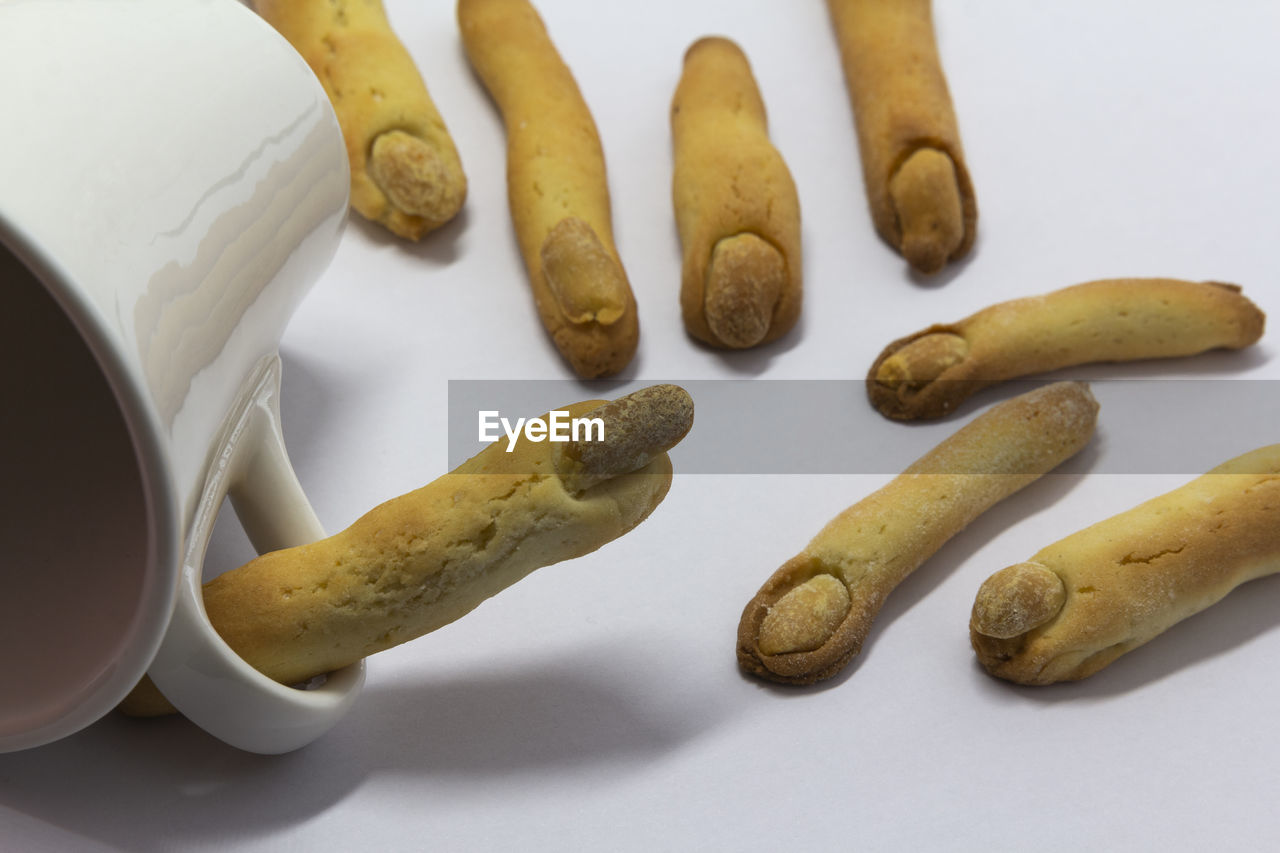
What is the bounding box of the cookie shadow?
[905,233,979,289]
[348,204,471,267]
[852,470,1093,666]
[338,643,713,775]
[690,312,810,377]
[0,639,711,851]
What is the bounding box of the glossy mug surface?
[0,0,363,753]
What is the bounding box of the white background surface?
[4,1,1280,850]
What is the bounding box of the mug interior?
[0,238,172,749]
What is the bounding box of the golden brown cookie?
[972,444,1280,685]
[458,0,638,377]
[825,0,977,273]
[254,0,467,240]
[738,382,1099,685]
[868,278,1266,420]
[120,385,694,716]
[671,37,802,349]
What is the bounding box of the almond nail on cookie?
[458,0,639,378]
[825,0,977,274]
[671,36,802,349]
[868,278,1266,420]
[254,0,467,240]
[971,444,1280,685]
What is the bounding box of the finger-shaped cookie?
[869,278,1266,420]
[254,0,467,240]
[825,0,976,274]
[458,0,638,378]
[671,37,802,349]
[971,444,1280,685]
[120,385,694,717]
[738,382,1098,685]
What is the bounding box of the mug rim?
[0,211,183,751]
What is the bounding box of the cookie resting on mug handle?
[145,357,365,755]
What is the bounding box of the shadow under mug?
[0,0,363,753]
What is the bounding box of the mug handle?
[146,356,364,754]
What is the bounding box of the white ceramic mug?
[0,0,364,753]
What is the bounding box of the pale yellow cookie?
[825,0,976,273]
[972,444,1280,684]
[868,278,1266,420]
[671,37,802,349]
[254,0,467,240]
[458,0,638,378]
